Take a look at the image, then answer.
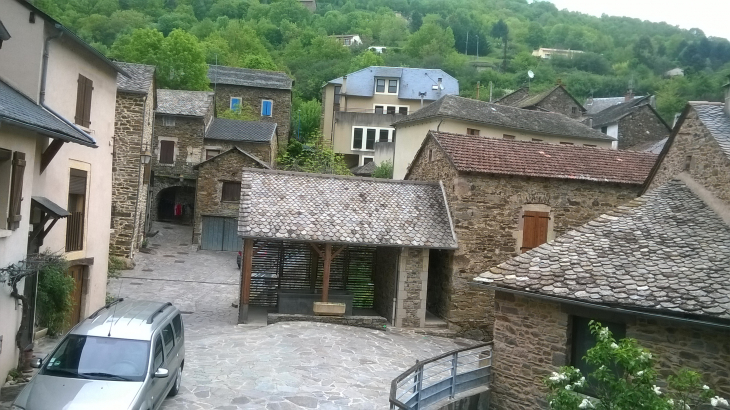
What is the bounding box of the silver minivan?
[12,299,185,410]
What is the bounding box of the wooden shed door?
[66,266,84,331]
[201,216,241,251]
[521,211,550,253]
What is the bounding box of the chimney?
[624,88,634,102]
[437,77,443,92]
[341,75,347,95]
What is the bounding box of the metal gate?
[201,216,241,251]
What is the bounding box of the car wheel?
[167,367,182,397]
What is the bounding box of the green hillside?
[36,0,730,122]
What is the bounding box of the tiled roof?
[238,169,458,249]
[328,66,459,101]
[628,137,668,154]
[691,102,730,160]
[193,147,270,170]
[428,131,656,184]
[588,96,665,128]
[116,62,155,94]
[351,161,377,176]
[156,89,213,117]
[206,118,276,142]
[0,79,96,147]
[396,95,615,141]
[501,85,586,112]
[208,65,293,90]
[475,180,730,321]
[584,96,645,115]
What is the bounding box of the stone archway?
[151,177,196,225]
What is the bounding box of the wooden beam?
[321,243,332,303]
[238,238,254,324]
[332,245,347,260]
[309,243,324,259]
[40,139,64,174]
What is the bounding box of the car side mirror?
[154,368,169,378]
[30,358,42,369]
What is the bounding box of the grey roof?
[691,102,730,160]
[0,19,10,41]
[628,137,668,154]
[116,62,155,94]
[208,65,292,90]
[396,95,615,141]
[0,80,96,147]
[501,85,586,112]
[206,118,276,142]
[193,147,271,170]
[238,169,458,249]
[588,96,666,128]
[475,179,730,322]
[31,197,70,218]
[328,66,458,101]
[584,96,646,115]
[156,89,214,117]
[351,161,377,176]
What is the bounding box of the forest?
[34,0,730,126]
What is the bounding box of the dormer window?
[375,78,398,94]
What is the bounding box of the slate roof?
[116,62,155,94]
[475,180,730,321]
[208,65,292,90]
[0,79,96,147]
[238,169,458,249]
[426,131,656,184]
[328,66,459,101]
[691,102,730,160]
[588,96,667,129]
[628,137,668,154]
[351,161,377,176]
[396,95,616,141]
[193,147,270,170]
[584,96,645,115]
[206,118,276,142]
[156,89,214,117]
[499,85,586,112]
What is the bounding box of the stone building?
[586,95,671,150]
[208,65,292,151]
[191,148,270,249]
[495,84,586,119]
[150,89,214,224]
[405,131,658,339]
[110,62,155,260]
[204,118,278,166]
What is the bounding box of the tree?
[241,54,278,70]
[291,98,322,141]
[350,50,385,72]
[526,21,545,49]
[404,16,456,59]
[157,29,209,90]
[491,19,509,71]
[110,27,164,64]
[278,140,352,175]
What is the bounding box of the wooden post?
[238,238,254,324]
[321,243,332,302]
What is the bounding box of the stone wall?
[203,139,274,167]
[373,247,399,322]
[152,115,207,178]
[618,105,670,150]
[490,291,730,410]
[212,84,291,151]
[267,314,389,330]
[648,106,730,204]
[396,248,429,328]
[149,176,197,224]
[535,88,583,119]
[407,136,642,340]
[110,88,153,258]
[193,150,269,244]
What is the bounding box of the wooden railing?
[390,342,493,410]
[65,211,84,251]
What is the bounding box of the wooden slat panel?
[65,212,84,251]
[159,140,175,164]
[75,74,86,125]
[201,216,224,251]
[521,211,550,253]
[82,76,93,127]
[7,151,26,230]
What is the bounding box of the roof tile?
[116,62,155,94]
[208,65,292,90]
[206,118,276,142]
[690,103,730,160]
[157,89,213,117]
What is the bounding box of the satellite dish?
[528,70,535,79]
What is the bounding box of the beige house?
[0,0,120,380]
[531,47,584,59]
[392,95,617,179]
[321,66,459,169]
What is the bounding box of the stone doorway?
[426,248,452,328]
[156,186,195,225]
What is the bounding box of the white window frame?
[373,104,409,114]
[157,136,178,166]
[351,126,394,151]
[360,156,374,166]
[162,116,175,127]
[375,78,399,95]
[261,99,273,117]
[230,97,243,111]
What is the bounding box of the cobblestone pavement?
[2,222,473,409]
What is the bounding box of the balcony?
[65,211,84,252]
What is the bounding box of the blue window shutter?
[230,98,241,111]
[262,100,272,116]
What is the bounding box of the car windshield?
[41,335,149,382]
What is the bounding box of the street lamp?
[140,146,152,164]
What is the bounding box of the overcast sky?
[546,0,730,41]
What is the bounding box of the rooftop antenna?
[107,277,124,337]
[527,70,534,90]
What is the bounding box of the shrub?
[36,258,74,336]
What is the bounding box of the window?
[153,335,164,370]
[221,181,241,202]
[344,38,351,45]
[571,317,626,395]
[600,126,608,134]
[162,116,175,127]
[467,128,480,136]
[2,150,24,231]
[386,106,396,114]
[172,314,183,342]
[230,97,242,111]
[684,155,692,171]
[571,107,578,114]
[159,140,175,164]
[532,138,543,142]
[560,142,574,145]
[206,149,220,160]
[161,324,175,356]
[362,156,374,165]
[520,211,549,253]
[261,100,273,117]
[333,85,342,108]
[388,80,398,94]
[398,107,408,115]
[503,134,516,140]
[428,149,433,162]
[376,79,386,93]
[374,106,384,114]
[352,127,393,150]
[75,74,93,128]
[66,169,87,252]
[374,105,408,114]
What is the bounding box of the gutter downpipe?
[40,25,63,105]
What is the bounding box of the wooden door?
[66,266,84,331]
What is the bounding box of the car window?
[162,324,174,356]
[153,335,164,370]
[172,314,183,342]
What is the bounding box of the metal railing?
[65,211,84,252]
[390,342,493,410]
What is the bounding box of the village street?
[4,222,473,410]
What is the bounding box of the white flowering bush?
[544,321,727,410]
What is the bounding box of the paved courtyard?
[3,222,473,409]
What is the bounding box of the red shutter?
[159,141,175,164]
[521,211,550,253]
[75,75,93,128]
[7,151,26,230]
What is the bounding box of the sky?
[547,0,730,41]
